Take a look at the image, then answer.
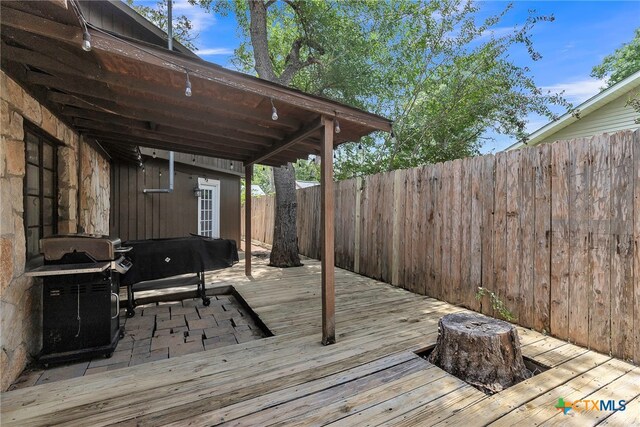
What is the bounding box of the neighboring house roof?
[507,70,640,150]
[251,185,266,196]
[296,180,319,189]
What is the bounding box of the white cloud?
[130,0,216,34]
[172,0,215,33]
[560,42,575,54]
[197,47,234,56]
[541,77,606,104]
[479,26,515,40]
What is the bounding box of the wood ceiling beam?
[50,93,319,153]
[46,92,286,143]
[1,4,391,133]
[1,27,303,131]
[74,124,259,158]
[65,110,271,149]
[23,70,289,141]
[80,130,301,165]
[1,41,80,76]
[245,117,323,167]
[0,5,82,45]
[83,133,254,163]
[92,136,291,167]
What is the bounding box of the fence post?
[391,170,403,285]
[354,176,362,274]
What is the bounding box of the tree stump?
[428,312,531,394]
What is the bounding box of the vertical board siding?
[247,130,639,363]
[633,130,640,365]
[533,144,551,333]
[589,134,612,354]
[550,140,571,340]
[568,137,591,347]
[519,148,535,329]
[111,161,241,245]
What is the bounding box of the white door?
[197,178,220,238]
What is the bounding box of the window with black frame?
[24,125,58,259]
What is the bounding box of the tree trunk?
[246,0,305,268]
[247,0,276,81]
[428,312,531,394]
[269,163,302,267]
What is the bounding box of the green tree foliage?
[591,28,640,87]
[253,165,274,195]
[196,0,567,178]
[293,159,319,182]
[139,0,568,179]
[248,160,319,196]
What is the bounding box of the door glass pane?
[26,140,39,165]
[26,197,40,226]
[43,226,53,238]
[43,143,53,169]
[43,197,53,225]
[26,164,39,194]
[43,169,54,197]
[27,227,40,258]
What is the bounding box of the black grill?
[27,234,132,365]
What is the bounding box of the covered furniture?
[121,236,238,316]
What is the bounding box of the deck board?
[1,258,636,426]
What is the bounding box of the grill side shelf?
[25,262,111,277]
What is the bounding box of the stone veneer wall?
[0,70,110,390]
[79,141,110,235]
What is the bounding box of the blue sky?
[136,0,639,153]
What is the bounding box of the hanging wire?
[69,0,303,116]
[70,0,92,52]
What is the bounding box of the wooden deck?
[1,258,638,426]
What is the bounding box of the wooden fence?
[242,130,640,364]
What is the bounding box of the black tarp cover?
[121,236,239,285]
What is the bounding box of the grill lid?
[41,234,122,261]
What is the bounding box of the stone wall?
[0,71,110,390]
[79,140,110,235]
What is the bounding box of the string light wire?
[70,0,377,134]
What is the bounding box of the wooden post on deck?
[321,116,336,345]
[245,164,252,277]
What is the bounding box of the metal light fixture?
[193,186,202,198]
[82,29,92,52]
[185,71,192,97]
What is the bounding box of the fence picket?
[244,131,637,362]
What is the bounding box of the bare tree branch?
[277,37,324,85]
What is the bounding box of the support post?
[245,164,253,277]
[321,116,336,345]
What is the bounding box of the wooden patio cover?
[0,0,392,344]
